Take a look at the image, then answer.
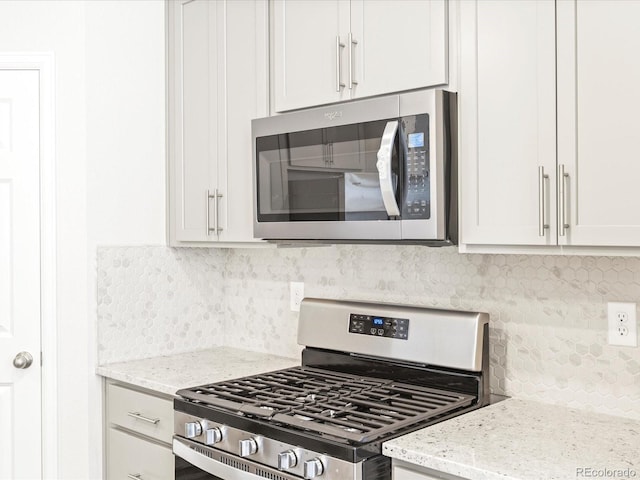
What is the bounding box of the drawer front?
[107,383,173,444]
[107,428,174,480]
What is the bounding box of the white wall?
[0,1,166,478]
[85,2,166,477]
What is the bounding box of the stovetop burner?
[177,366,474,444]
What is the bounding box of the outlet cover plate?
[290,282,304,312]
[607,302,638,347]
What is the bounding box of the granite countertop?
[383,398,640,480]
[96,346,299,395]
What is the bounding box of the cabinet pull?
[206,189,223,236]
[538,166,549,236]
[213,188,223,235]
[127,474,142,480]
[558,164,569,236]
[348,33,358,89]
[127,412,160,425]
[336,35,345,92]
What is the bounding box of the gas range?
[173,298,489,480]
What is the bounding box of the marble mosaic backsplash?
[97,245,640,420]
[97,247,226,363]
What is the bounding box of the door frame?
[0,53,57,479]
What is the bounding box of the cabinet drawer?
[107,382,173,444]
[107,428,174,480]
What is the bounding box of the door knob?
[13,351,33,369]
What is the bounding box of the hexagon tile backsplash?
[97,246,226,363]
[97,244,640,420]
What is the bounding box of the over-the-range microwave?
[251,89,457,245]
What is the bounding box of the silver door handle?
[127,474,141,480]
[127,412,160,425]
[376,121,401,217]
[348,33,358,89]
[558,164,569,236]
[13,351,33,369]
[207,189,223,236]
[336,36,345,92]
[538,166,549,237]
[213,188,223,235]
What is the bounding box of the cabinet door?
[459,0,556,246]
[107,428,174,480]
[350,0,447,99]
[272,0,351,112]
[558,0,640,246]
[218,0,268,243]
[168,0,219,242]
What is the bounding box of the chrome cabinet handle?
[127,475,141,480]
[13,351,33,369]
[348,32,358,89]
[376,121,401,217]
[206,189,223,236]
[538,166,549,237]
[206,189,212,235]
[213,188,223,235]
[127,412,160,425]
[558,164,569,236]
[335,36,345,92]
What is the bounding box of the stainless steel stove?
[173,298,489,480]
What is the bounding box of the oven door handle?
[376,120,401,217]
[173,437,266,480]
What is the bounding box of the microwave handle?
[376,120,401,217]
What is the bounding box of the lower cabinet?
[105,381,174,480]
[393,461,470,480]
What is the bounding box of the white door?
[272,0,350,112]
[350,0,448,99]
[0,69,42,478]
[558,0,640,246]
[459,0,557,246]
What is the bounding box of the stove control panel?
[348,313,409,340]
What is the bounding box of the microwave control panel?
[348,313,409,340]
[402,114,430,219]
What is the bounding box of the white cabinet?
[272,0,448,112]
[460,0,640,250]
[459,0,557,246]
[168,0,268,245]
[557,0,640,247]
[392,462,469,480]
[105,381,174,480]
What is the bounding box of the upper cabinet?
[557,0,640,247]
[459,0,556,246]
[460,0,640,249]
[168,0,268,245]
[271,0,448,112]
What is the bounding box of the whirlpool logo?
[324,111,343,120]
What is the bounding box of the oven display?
[348,313,409,340]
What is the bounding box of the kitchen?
[0,0,639,480]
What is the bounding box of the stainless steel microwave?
[251,90,457,245]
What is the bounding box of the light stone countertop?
[96,347,299,396]
[383,398,640,480]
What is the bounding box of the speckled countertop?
[96,347,299,396]
[383,398,640,480]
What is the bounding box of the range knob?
[277,450,298,470]
[204,427,222,445]
[184,421,203,439]
[239,438,258,457]
[303,458,324,479]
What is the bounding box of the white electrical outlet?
[607,302,638,347]
[290,282,304,312]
